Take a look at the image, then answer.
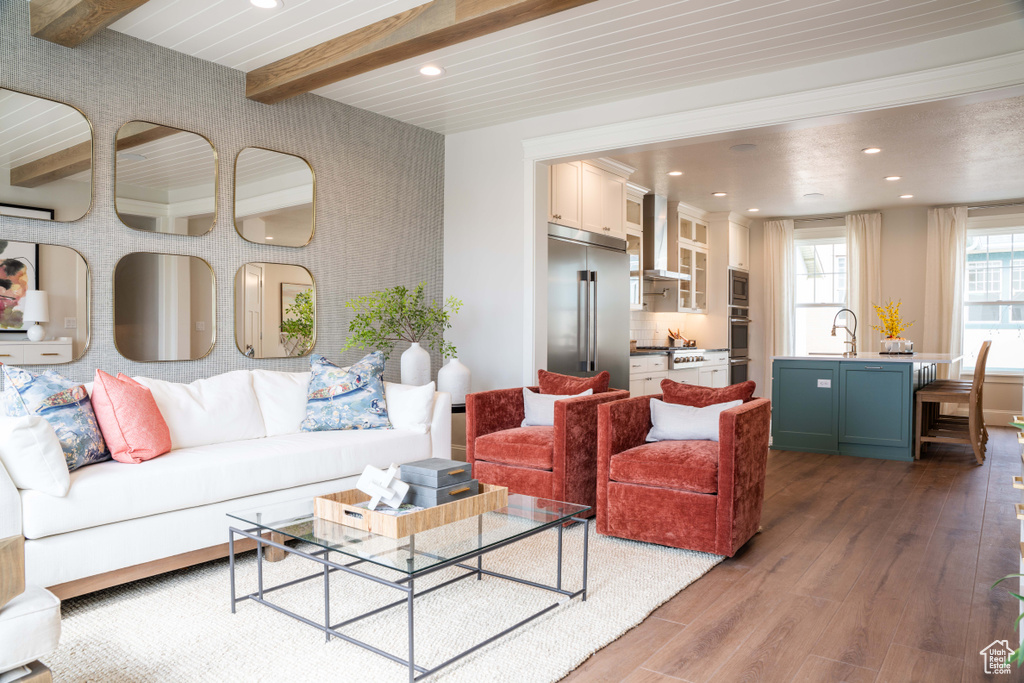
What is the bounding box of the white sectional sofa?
[0,369,451,597]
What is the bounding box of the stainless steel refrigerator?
[547,224,629,390]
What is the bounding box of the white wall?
[444,23,1024,392]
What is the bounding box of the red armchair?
[596,394,771,556]
[466,386,629,513]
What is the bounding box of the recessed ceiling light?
[117,152,147,162]
[266,236,274,240]
[900,194,913,199]
[419,65,445,77]
[250,0,283,8]
[804,192,824,198]
[712,192,727,197]
[862,147,882,154]
[747,208,759,212]
[729,144,757,152]
[885,176,901,181]
[667,171,683,176]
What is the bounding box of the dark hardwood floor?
[563,427,1024,682]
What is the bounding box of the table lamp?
[23,290,49,342]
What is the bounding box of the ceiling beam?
[246,0,599,105]
[11,124,176,188]
[30,0,152,48]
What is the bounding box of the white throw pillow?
[384,381,436,433]
[252,370,311,437]
[646,398,742,443]
[134,371,267,450]
[0,416,71,496]
[521,388,593,427]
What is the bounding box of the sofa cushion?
[646,398,741,443]
[0,416,70,497]
[474,426,554,470]
[538,369,610,395]
[20,429,430,539]
[522,388,592,427]
[251,370,310,437]
[135,371,266,450]
[609,440,719,494]
[301,353,391,432]
[661,379,756,407]
[92,370,172,464]
[0,585,61,672]
[384,381,435,433]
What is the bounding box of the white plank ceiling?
[107,0,1024,134]
[0,89,91,167]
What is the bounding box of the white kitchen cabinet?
[668,368,700,385]
[549,161,581,229]
[699,367,729,388]
[630,355,668,396]
[581,162,626,239]
[729,223,750,271]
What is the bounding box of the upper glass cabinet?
[234,147,315,247]
[0,89,93,222]
[114,121,217,236]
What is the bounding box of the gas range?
[634,346,717,368]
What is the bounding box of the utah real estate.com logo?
[981,640,1013,675]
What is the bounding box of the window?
[794,233,847,355]
[962,224,1024,372]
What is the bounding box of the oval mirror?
[0,89,93,222]
[1,239,90,363]
[115,121,217,236]
[114,253,215,362]
[235,263,315,358]
[234,147,314,247]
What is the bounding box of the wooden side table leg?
[265,532,287,563]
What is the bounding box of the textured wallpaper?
[0,1,444,385]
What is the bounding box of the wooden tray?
[314,484,509,539]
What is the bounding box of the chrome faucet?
[831,308,858,357]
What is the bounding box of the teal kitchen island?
[770,353,962,461]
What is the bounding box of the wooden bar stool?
[914,340,990,464]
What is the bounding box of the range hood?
[642,194,690,281]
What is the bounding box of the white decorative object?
[22,290,48,342]
[356,464,409,510]
[437,358,470,404]
[401,342,431,386]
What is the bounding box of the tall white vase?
[400,342,431,386]
[437,358,471,404]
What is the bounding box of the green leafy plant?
[342,283,462,361]
[992,573,1024,667]
[280,289,315,355]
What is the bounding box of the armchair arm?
[429,391,452,460]
[716,398,771,556]
[596,394,656,534]
[0,456,21,540]
[552,389,629,507]
[465,387,532,464]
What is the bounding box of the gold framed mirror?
[0,88,94,222]
[0,239,91,364]
[234,147,315,247]
[113,253,216,362]
[234,263,315,358]
[114,121,217,236]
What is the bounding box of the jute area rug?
[50,521,722,683]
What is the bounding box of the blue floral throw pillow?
[2,365,110,471]
[300,352,391,432]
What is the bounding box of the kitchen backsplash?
[630,311,690,347]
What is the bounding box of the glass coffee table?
[226,494,590,682]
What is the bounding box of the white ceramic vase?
[400,342,431,386]
[437,358,471,405]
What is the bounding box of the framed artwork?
[281,282,312,321]
[0,203,55,220]
[0,240,40,333]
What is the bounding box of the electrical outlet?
[817,379,832,388]
[195,321,206,332]
[64,317,77,329]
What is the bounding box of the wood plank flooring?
[562,427,1024,683]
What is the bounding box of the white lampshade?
[23,290,49,324]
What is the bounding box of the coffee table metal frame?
[227,509,590,682]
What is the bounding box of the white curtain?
[923,206,967,379]
[763,219,795,400]
[846,212,882,352]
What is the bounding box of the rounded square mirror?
[0,88,93,222]
[234,147,314,247]
[114,253,215,362]
[1,240,90,363]
[115,121,217,236]
[235,263,315,358]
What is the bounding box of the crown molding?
[583,156,636,178]
[626,181,650,197]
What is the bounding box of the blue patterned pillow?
[2,365,110,471]
[300,353,391,431]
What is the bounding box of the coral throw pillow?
[660,379,756,408]
[538,369,610,395]
[91,370,171,464]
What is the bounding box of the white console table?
[0,338,73,365]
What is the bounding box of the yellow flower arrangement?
[871,298,914,339]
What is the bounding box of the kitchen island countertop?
[771,352,962,364]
